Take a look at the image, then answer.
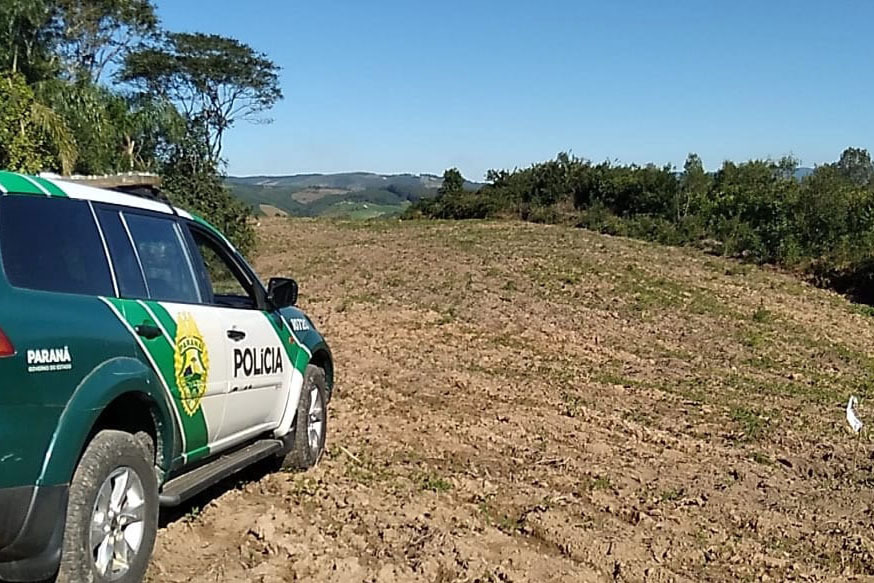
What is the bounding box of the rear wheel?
[57,430,158,583]
[281,365,328,470]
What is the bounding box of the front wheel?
[281,365,328,470]
[57,430,158,583]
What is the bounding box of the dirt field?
[148,218,874,582]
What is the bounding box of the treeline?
[409,149,874,299]
[0,0,283,252]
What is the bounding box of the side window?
[96,208,148,299]
[188,227,258,309]
[0,196,113,296]
[123,212,201,304]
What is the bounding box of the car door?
[103,208,231,463]
[181,222,290,449]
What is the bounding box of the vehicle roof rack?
[58,173,178,214]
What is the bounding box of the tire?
[57,430,159,583]
[281,365,328,470]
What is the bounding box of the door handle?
[135,323,162,340]
[227,329,246,341]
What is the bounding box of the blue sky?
[154,0,872,179]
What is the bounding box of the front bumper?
[0,485,67,582]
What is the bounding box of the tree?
[0,0,58,82]
[777,155,799,179]
[37,79,185,174]
[0,72,76,174]
[439,168,465,195]
[835,147,874,187]
[117,94,186,171]
[162,128,254,254]
[678,153,711,220]
[54,0,159,83]
[704,159,799,261]
[37,80,124,173]
[121,32,282,165]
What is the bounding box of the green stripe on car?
[103,297,211,461]
[0,171,50,196]
[263,313,310,373]
[31,176,68,197]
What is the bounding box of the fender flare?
[36,357,179,486]
[277,307,334,391]
[308,342,334,398]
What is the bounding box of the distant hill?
[226,172,481,219]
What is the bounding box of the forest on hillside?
[0,0,281,252]
[411,149,874,300]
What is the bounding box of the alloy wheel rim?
[89,467,146,580]
[307,386,325,453]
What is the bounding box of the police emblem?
[174,313,209,416]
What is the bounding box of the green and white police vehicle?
[0,171,333,583]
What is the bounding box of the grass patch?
[623,408,654,425]
[723,263,753,277]
[612,266,735,317]
[523,259,600,292]
[289,476,322,497]
[421,473,453,493]
[348,292,381,305]
[476,498,522,534]
[852,303,874,318]
[660,487,685,502]
[436,308,456,326]
[729,406,771,441]
[744,354,780,371]
[593,370,637,388]
[559,390,589,418]
[739,328,768,349]
[750,451,773,465]
[183,506,202,522]
[590,475,612,491]
[752,306,776,324]
[688,291,733,316]
[341,448,394,485]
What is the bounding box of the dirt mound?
[148,219,874,582]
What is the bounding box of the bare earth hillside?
[148,218,874,582]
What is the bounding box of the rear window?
[0,196,113,296]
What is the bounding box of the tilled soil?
[148,218,874,582]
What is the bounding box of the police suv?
[0,172,333,583]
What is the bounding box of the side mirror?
[268,277,298,308]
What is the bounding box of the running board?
[159,439,283,507]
